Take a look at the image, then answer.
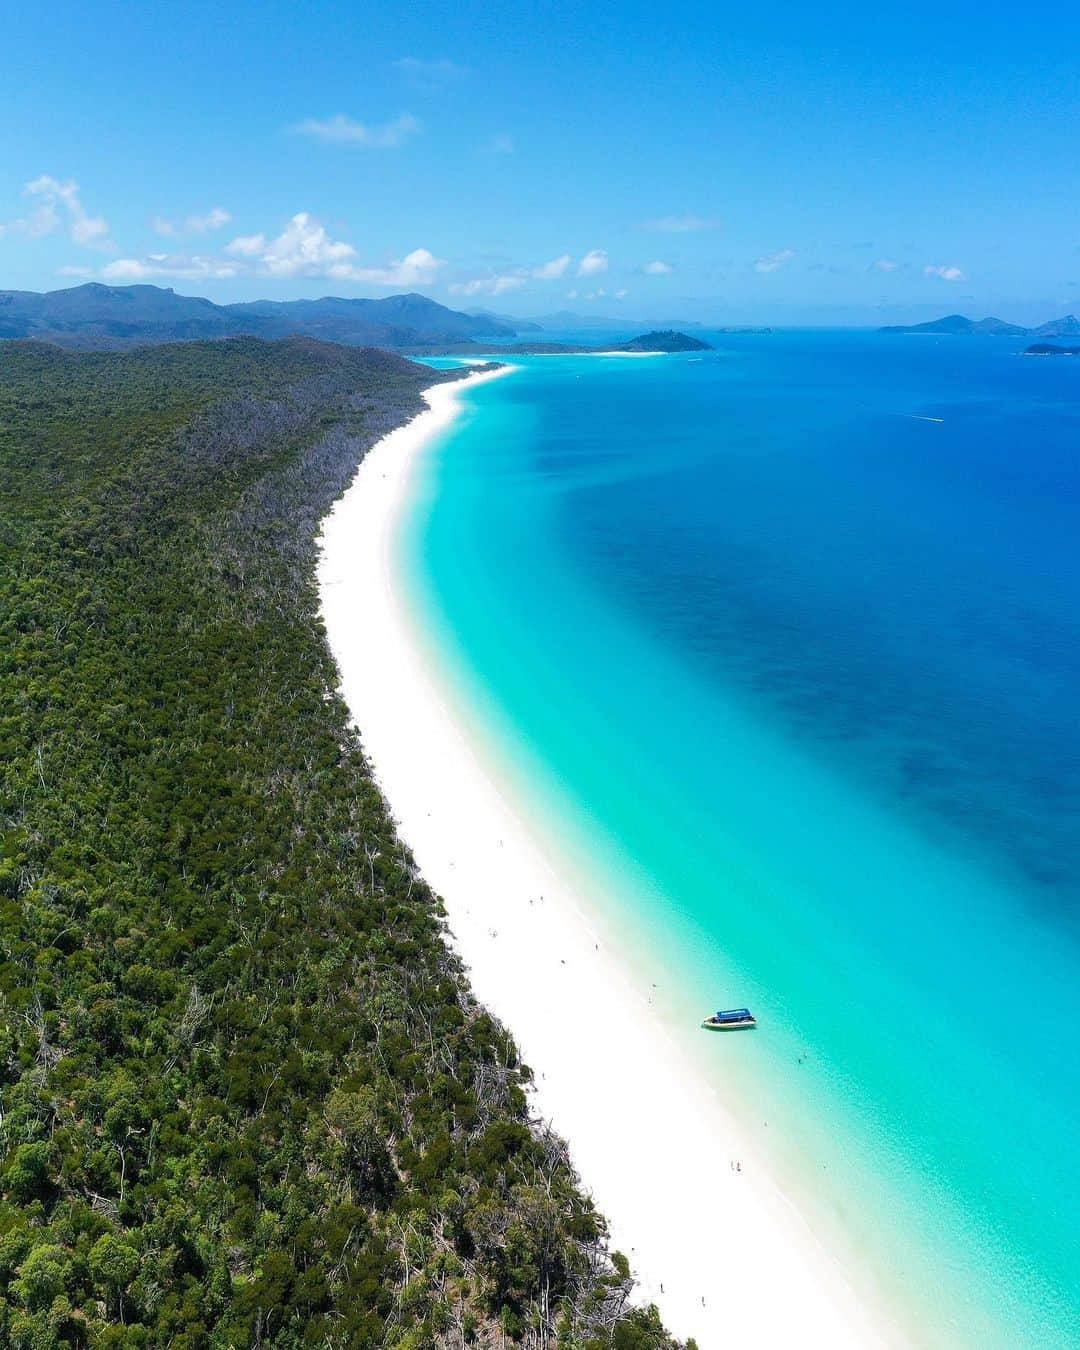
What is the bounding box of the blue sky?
[3,0,1079,323]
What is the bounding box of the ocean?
[404,333,1079,1346]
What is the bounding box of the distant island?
[881,312,1080,338]
[1023,343,1080,356]
[617,330,712,351]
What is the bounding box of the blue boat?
[701,1007,757,1031]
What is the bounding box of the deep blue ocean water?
[408,334,1080,1345]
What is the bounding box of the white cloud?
[154,206,232,238]
[101,253,240,281]
[225,232,267,258]
[641,214,721,233]
[244,212,356,277]
[577,248,608,277]
[74,213,443,289]
[754,248,795,273]
[0,208,47,239]
[1,176,111,248]
[873,258,899,272]
[186,206,232,234]
[226,214,444,285]
[291,113,422,147]
[31,179,110,247]
[643,259,673,275]
[923,263,965,281]
[449,253,578,296]
[195,205,230,232]
[614,288,629,299]
[532,254,570,280]
[449,274,527,297]
[56,265,94,278]
[348,247,445,286]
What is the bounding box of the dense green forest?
[0,338,682,1349]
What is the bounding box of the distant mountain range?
[0,283,519,350]
[467,308,544,333]
[880,313,1080,338]
[403,330,712,357]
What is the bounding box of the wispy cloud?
[0,175,111,248]
[565,287,612,302]
[153,206,232,237]
[481,133,515,155]
[754,248,795,274]
[532,254,570,279]
[102,253,241,281]
[873,258,899,272]
[923,263,965,281]
[291,113,422,147]
[449,274,526,297]
[641,213,721,233]
[393,56,466,90]
[449,253,572,296]
[643,259,673,275]
[225,233,266,259]
[577,248,609,277]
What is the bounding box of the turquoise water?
[405,336,1080,1346]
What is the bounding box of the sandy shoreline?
[317,369,898,1348]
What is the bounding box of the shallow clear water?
[406,335,1080,1346]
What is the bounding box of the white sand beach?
[530,349,667,357]
[317,369,899,1349]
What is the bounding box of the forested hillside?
[0,338,680,1349]
[0,284,517,350]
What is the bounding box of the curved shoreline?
[316,368,899,1348]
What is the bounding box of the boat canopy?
[715,1008,752,1020]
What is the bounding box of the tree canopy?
[0,337,682,1349]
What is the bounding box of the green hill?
[0,284,518,350]
[615,330,712,352]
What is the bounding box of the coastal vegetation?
[612,332,710,353]
[0,337,680,1349]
